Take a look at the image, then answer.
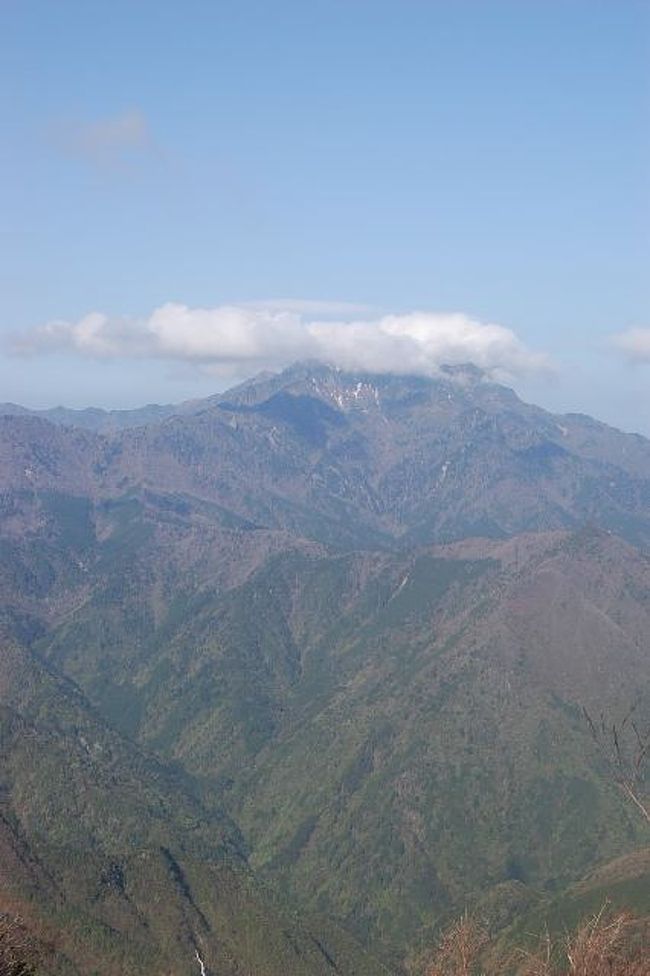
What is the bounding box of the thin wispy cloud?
[52,108,155,169]
[12,302,551,382]
[608,328,650,364]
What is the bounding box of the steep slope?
[34,527,650,961]
[3,363,650,550]
[0,637,389,976]
[92,362,650,547]
[517,847,650,937]
[2,363,650,967]
[226,529,650,955]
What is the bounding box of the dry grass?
[0,917,36,976]
[425,913,489,976]
[425,907,650,976]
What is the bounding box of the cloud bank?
[608,328,650,364]
[13,302,550,381]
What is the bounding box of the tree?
[583,704,650,824]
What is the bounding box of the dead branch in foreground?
[0,916,36,976]
[584,704,650,824]
[425,906,650,976]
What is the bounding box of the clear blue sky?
[1,1,649,430]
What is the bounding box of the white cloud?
[12,302,550,381]
[608,328,650,364]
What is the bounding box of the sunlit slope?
[35,528,650,958]
[0,638,390,976]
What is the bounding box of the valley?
[1,363,649,973]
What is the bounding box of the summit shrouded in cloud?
[13,302,550,382]
[1,2,647,422]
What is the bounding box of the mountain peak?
[216,359,496,414]
[277,358,489,388]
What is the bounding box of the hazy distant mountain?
[1,361,649,969]
[0,398,195,431]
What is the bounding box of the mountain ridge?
[4,361,650,548]
[1,361,649,970]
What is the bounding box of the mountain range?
[1,361,649,973]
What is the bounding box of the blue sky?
[1,1,649,430]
